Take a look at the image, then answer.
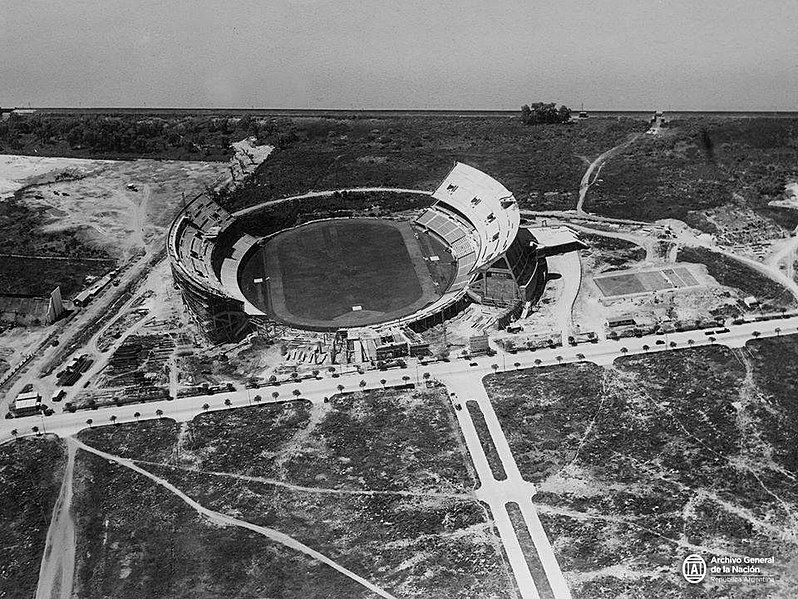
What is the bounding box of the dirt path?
[576,134,641,215]
[134,458,472,501]
[35,439,77,599]
[73,439,399,599]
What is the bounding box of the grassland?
[579,233,646,272]
[585,118,798,232]
[678,246,796,308]
[0,436,65,599]
[72,450,372,599]
[484,345,798,598]
[0,256,114,298]
[268,219,425,322]
[70,389,516,598]
[0,195,114,299]
[222,117,644,212]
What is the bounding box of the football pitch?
[239,218,447,329]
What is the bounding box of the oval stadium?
[168,162,586,345]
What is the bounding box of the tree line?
[520,103,571,125]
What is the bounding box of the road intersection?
[5,314,796,599]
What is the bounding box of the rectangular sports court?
[593,265,700,298]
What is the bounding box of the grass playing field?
[592,265,700,297]
[239,218,448,329]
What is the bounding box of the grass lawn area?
[239,218,444,328]
[274,219,422,319]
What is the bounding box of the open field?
[0,255,114,298]
[222,117,645,211]
[592,265,700,297]
[578,233,646,272]
[678,246,796,308]
[68,389,515,598]
[584,117,798,232]
[72,450,372,599]
[0,436,65,599]
[485,344,798,598]
[245,219,440,328]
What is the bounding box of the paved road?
[7,316,795,599]
[5,316,794,443]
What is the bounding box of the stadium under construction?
[168,162,587,352]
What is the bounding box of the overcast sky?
[1,0,796,110]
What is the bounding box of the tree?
[224,398,232,408]
[620,347,628,354]
[134,411,141,420]
[156,409,163,418]
[422,372,431,380]
[337,384,345,393]
[110,415,118,425]
[491,364,499,372]
[203,403,210,411]
[328,366,336,373]
[402,375,411,383]
[752,331,761,338]
[11,428,18,439]
[359,380,367,388]
[576,353,585,361]
[642,344,650,352]
[556,355,563,363]
[312,369,320,378]
[380,378,387,387]
[32,426,39,435]
[514,362,521,369]
[86,418,93,427]
[272,391,279,400]
[669,341,677,348]
[687,338,695,346]
[292,389,301,397]
[775,327,782,336]
[534,359,542,366]
[253,394,262,403]
[521,102,571,125]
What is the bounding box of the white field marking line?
[133,458,473,501]
[74,440,400,599]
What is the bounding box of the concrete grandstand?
[168,162,586,343]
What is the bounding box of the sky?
[1,0,796,111]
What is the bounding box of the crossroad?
[3,315,795,598]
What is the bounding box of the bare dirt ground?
[35,439,77,599]
[17,159,229,259]
[0,154,113,200]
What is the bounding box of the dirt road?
[35,439,77,599]
[576,133,641,215]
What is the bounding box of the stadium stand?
[169,162,584,342]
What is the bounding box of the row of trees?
[0,113,275,159]
[520,103,571,125]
